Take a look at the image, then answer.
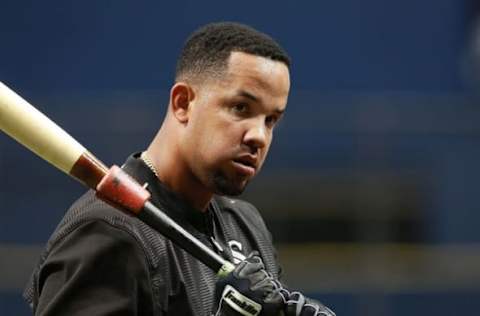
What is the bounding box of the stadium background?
[1,1,480,315]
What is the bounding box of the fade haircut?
[175,22,290,83]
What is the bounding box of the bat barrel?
[0,81,108,188]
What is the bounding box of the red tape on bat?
[96,165,151,215]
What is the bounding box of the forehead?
[220,52,290,100]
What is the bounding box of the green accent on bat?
[217,261,235,278]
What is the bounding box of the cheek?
[258,136,273,162]
[195,127,231,164]
[202,130,244,168]
[188,106,245,162]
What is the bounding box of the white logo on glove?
[220,285,262,316]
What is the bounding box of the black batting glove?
[279,289,335,316]
[267,279,335,316]
[284,292,335,316]
[212,252,284,316]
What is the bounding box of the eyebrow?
[236,90,285,115]
[237,90,259,102]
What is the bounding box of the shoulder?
[29,218,156,315]
[24,191,162,313]
[45,190,166,270]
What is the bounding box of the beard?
[210,169,250,196]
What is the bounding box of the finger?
[237,261,264,278]
[286,292,305,316]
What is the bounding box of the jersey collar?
[121,152,214,235]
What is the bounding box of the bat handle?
[96,165,235,276]
[140,201,235,277]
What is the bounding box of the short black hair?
[175,22,290,82]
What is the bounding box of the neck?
[145,129,212,212]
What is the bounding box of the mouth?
[232,157,257,176]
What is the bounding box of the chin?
[216,187,244,197]
[211,171,249,196]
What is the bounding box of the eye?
[231,103,249,114]
[265,115,279,128]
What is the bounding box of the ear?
[169,82,195,124]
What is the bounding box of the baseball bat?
[0,81,234,277]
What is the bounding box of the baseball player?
[24,22,335,316]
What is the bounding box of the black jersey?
[24,153,281,316]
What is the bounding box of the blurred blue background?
[1,0,480,315]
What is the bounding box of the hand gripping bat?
[0,81,235,277]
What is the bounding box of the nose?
[243,119,268,152]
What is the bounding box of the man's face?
[183,51,290,196]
